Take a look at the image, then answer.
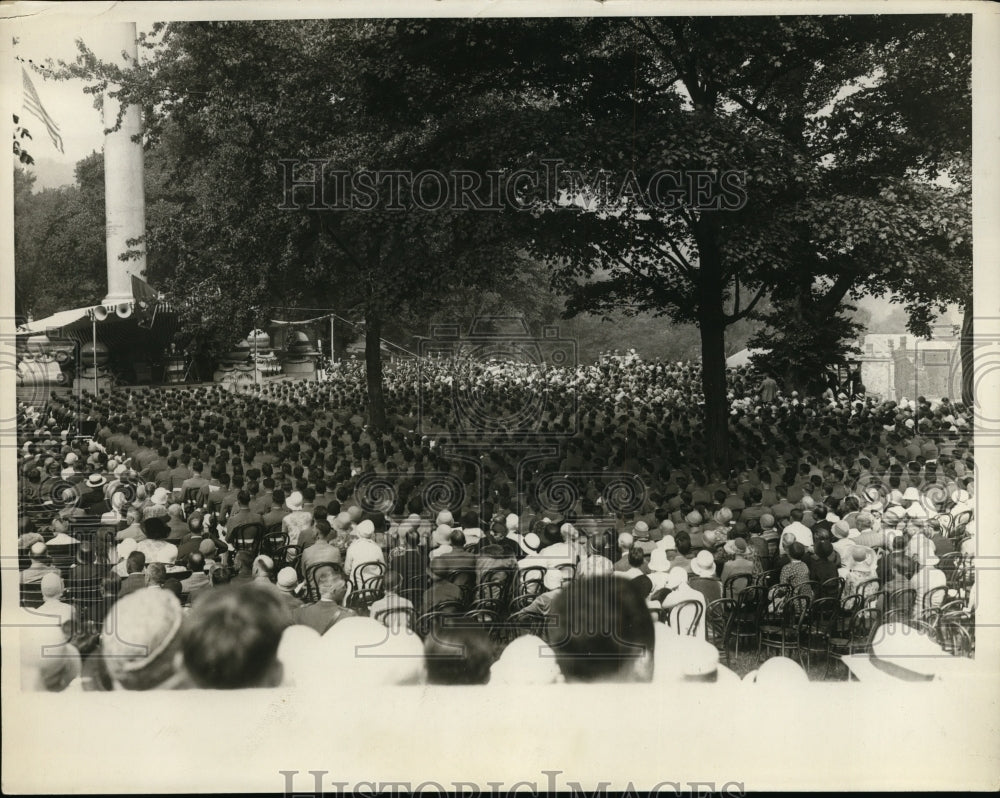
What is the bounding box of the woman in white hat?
[660,567,706,638]
[646,548,673,594]
[843,545,878,596]
[688,550,722,604]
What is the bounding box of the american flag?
[21,67,63,153]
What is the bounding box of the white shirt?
[137,539,178,565]
[783,521,814,549]
[343,538,385,583]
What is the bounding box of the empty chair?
[727,584,766,660]
[829,607,883,678]
[706,598,736,663]
[759,594,811,664]
[665,599,705,637]
[799,597,840,672]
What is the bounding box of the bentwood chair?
[759,594,811,664]
[666,599,705,637]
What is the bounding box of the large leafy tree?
[483,15,971,468]
[55,20,559,430]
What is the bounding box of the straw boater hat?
[518,532,541,557]
[843,623,977,682]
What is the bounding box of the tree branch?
[634,234,692,278]
[724,284,766,323]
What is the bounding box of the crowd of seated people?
[14,352,977,690]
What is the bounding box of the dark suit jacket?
[118,572,147,598]
[434,550,478,589]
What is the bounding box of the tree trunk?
[695,224,730,472]
[700,310,730,473]
[960,301,974,409]
[365,306,387,432]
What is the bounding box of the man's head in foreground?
[549,575,655,683]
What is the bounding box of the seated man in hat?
[631,521,656,556]
[292,564,356,635]
[550,575,655,683]
[79,471,110,514]
[645,547,673,595]
[182,584,287,688]
[473,523,518,583]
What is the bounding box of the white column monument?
[100,22,147,304]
